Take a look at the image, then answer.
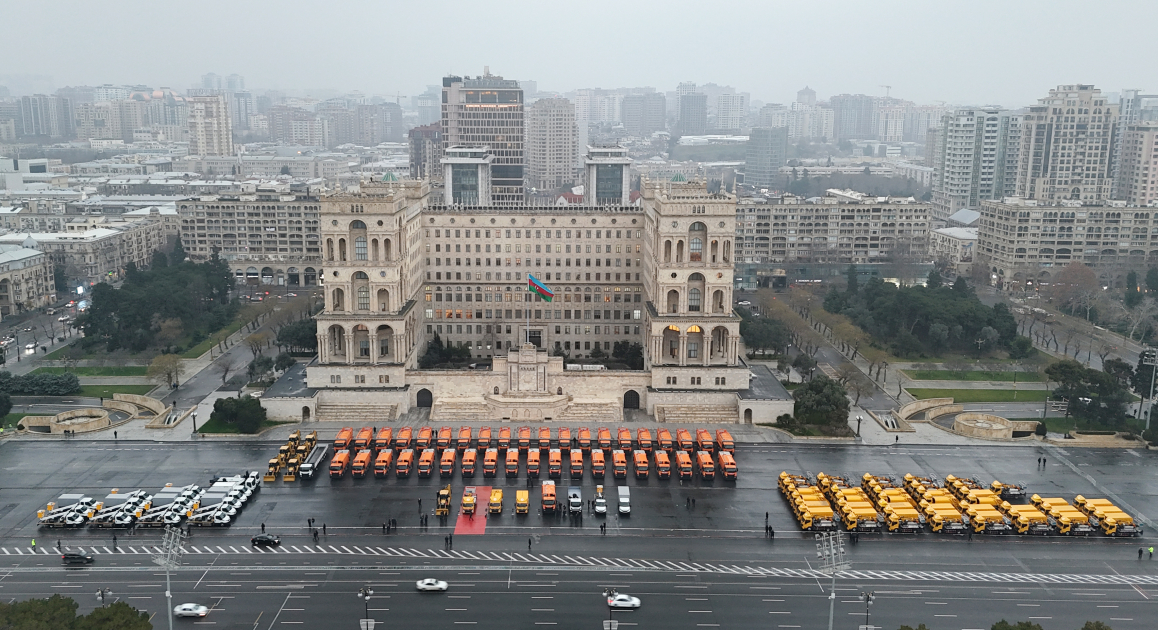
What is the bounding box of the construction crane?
[880,85,893,98]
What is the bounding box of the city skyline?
[3,0,1157,107]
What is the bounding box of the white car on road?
[607,593,641,608]
[173,603,208,618]
[416,578,449,592]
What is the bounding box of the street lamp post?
[191,412,198,434]
[856,415,863,437]
[358,586,374,629]
[860,590,875,629]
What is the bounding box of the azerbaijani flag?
[527,275,554,302]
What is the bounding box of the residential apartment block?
[1015,84,1118,203]
[525,98,577,191]
[187,95,234,156]
[0,217,167,290]
[931,108,1022,222]
[1117,124,1158,207]
[0,245,55,317]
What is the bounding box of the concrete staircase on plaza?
[557,399,622,424]
[431,397,491,422]
[316,401,397,423]
[655,404,737,424]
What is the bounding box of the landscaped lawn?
[902,369,1046,382]
[77,385,155,398]
[197,416,290,434]
[906,388,1051,403]
[33,366,148,377]
[181,317,248,358]
[1,413,29,429]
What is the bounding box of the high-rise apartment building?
[525,98,577,192]
[231,91,256,131]
[902,105,948,143]
[19,95,73,138]
[787,103,834,141]
[758,104,787,128]
[745,127,789,188]
[715,93,749,130]
[1112,89,1158,198]
[797,86,816,106]
[409,123,443,181]
[442,72,525,205]
[1117,124,1158,206]
[1015,84,1118,202]
[931,108,1022,222]
[187,95,234,156]
[620,93,666,137]
[269,105,326,147]
[672,82,698,121]
[830,94,875,141]
[678,93,707,135]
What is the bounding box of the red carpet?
[454,485,490,535]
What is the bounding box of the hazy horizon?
[4,0,1156,108]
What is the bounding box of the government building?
[264,153,792,425]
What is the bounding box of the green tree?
[926,269,942,289]
[209,395,267,434]
[147,353,185,388]
[1080,622,1113,630]
[589,345,606,359]
[846,264,859,294]
[1008,336,1035,359]
[991,621,1044,630]
[0,594,79,629]
[1126,270,1142,308]
[953,275,971,294]
[53,266,67,295]
[898,625,931,630]
[0,392,11,420]
[1046,359,1131,426]
[171,239,186,264]
[151,250,168,269]
[740,317,789,355]
[1147,267,1158,293]
[74,601,152,630]
[791,353,817,378]
[274,352,296,372]
[247,356,275,382]
[792,374,849,425]
[280,165,291,175]
[276,318,318,353]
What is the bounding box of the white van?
[617,486,631,515]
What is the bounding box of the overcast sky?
[5,0,1156,108]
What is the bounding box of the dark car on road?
[250,534,280,547]
[61,552,93,565]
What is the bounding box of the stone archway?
[744,408,753,424]
[417,388,433,408]
[302,406,311,421]
[623,390,640,409]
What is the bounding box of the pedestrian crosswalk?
[6,544,1158,586]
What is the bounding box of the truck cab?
[612,450,627,479]
[695,429,714,454]
[373,428,393,453]
[439,449,456,477]
[418,448,436,477]
[541,481,557,513]
[597,427,612,450]
[591,449,606,478]
[517,426,532,452]
[548,449,563,478]
[715,430,734,454]
[617,428,633,451]
[395,449,414,477]
[353,427,373,451]
[436,426,453,450]
[636,428,653,453]
[657,428,674,453]
[515,490,530,515]
[527,449,541,478]
[594,485,607,514]
[506,449,520,477]
[351,449,372,478]
[570,450,584,477]
[461,449,478,477]
[373,450,394,478]
[416,426,433,450]
[676,428,694,452]
[488,489,504,514]
[577,427,592,453]
[477,426,492,449]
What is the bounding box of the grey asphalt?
[3,440,1156,628]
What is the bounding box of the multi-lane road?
[2,439,1156,628]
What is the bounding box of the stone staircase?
[316,401,397,423]
[557,399,622,424]
[431,397,491,422]
[655,404,737,424]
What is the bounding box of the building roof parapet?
[426,204,641,215]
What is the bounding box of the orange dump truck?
[352,449,372,478]
[717,451,737,480]
[597,427,612,450]
[482,448,499,478]
[353,427,373,451]
[612,449,628,479]
[477,426,492,449]
[417,448,436,477]
[633,450,649,479]
[457,426,473,452]
[461,449,478,477]
[439,449,456,477]
[675,451,693,480]
[527,449,541,478]
[636,428,653,453]
[395,449,414,477]
[577,427,592,453]
[695,429,714,454]
[373,428,393,453]
[393,426,413,451]
[654,451,671,479]
[570,450,584,477]
[548,449,563,478]
[497,427,511,451]
[617,428,633,451]
[330,449,351,478]
[538,427,552,451]
[505,449,520,477]
[415,426,433,450]
[517,426,532,452]
[656,428,674,453]
[334,427,354,450]
[591,449,606,478]
[557,427,572,452]
[541,480,557,513]
[436,426,453,450]
[715,430,734,454]
[696,451,715,479]
[373,450,394,478]
[676,428,694,451]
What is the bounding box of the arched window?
[689,238,703,262]
[357,286,370,310]
[350,220,367,230]
[688,288,702,311]
[332,288,345,311]
[338,238,347,261]
[355,237,367,260]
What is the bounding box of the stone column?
[368,332,378,364]
[345,330,354,365]
[702,331,710,366]
[318,333,328,363]
[395,333,404,363]
[678,333,687,367]
[729,335,739,365]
